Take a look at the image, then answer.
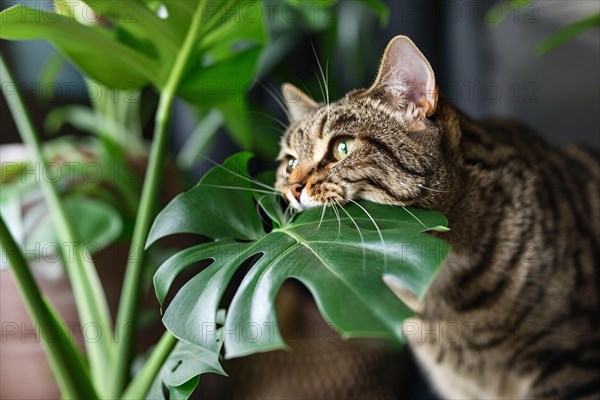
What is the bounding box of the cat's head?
[276,36,447,211]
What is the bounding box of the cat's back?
[480,116,600,225]
[430,112,600,398]
[478,116,600,177]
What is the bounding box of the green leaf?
[253,172,285,229]
[177,1,268,105]
[537,12,600,54]
[38,53,66,101]
[78,0,180,58]
[357,0,390,26]
[1,1,268,109]
[146,338,226,400]
[0,5,159,88]
[147,152,264,245]
[45,105,98,135]
[25,197,123,259]
[150,153,450,360]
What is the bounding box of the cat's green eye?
[332,138,355,161]
[286,158,299,175]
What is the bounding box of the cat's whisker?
[201,184,282,196]
[298,80,318,105]
[349,199,387,270]
[248,110,288,130]
[255,195,274,226]
[417,184,462,193]
[313,203,328,234]
[330,200,342,240]
[311,44,329,108]
[336,200,367,272]
[314,67,327,109]
[325,58,330,107]
[311,43,331,119]
[197,154,282,194]
[401,205,430,230]
[283,203,297,225]
[259,82,292,122]
[325,58,331,117]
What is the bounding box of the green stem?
[121,332,178,400]
[537,12,600,54]
[0,55,114,397]
[0,216,99,399]
[110,3,209,396]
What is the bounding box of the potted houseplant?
[1,0,270,397]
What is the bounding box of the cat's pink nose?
[290,183,304,201]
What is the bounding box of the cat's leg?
[403,318,481,399]
[385,277,477,398]
[385,277,497,398]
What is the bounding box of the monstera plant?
[1,1,267,398]
[0,1,448,399]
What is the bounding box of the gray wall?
[378,0,599,147]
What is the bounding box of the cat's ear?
[368,36,438,127]
[282,83,319,122]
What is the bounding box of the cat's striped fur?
[275,36,600,399]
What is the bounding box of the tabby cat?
[274,36,600,399]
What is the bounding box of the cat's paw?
[383,274,424,314]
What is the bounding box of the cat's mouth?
[286,189,322,211]
[285,186,351,212]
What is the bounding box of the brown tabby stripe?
[452,236,497,291]
[329,114,357,131]
[519,333,599,380]
[501,268,547,331]
[466,280,546,351]
[549,159,593,239]
[543,149,594,234]
[344,175,408,203]
[455,238,529,312]
[532,345,600,386]
[316,113,328,139]
[435,346,446,363]
[359,136,433,177]
[547,159,600,282]
[562,156,596,216]
[460,123,496,151]
[453,192,505,285]
[534,168,560,234]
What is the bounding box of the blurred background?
[1,1,599,399]
[2,0,599,164]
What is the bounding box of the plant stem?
[0,215,99,399]
[110,3,209,395]
[0,55,114,397]
[121,332,178,400]
[536,12,600,54]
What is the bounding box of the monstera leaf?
[147,153,450,359]
[0,1,267,105]
[147,333,226,400]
